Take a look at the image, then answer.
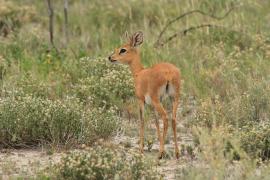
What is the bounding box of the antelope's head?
[108,31,143,64]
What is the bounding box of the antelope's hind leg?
[152,98,169,159]
[171,81,180,159]
[153,109,162,152]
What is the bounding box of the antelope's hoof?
[175,151,180,159]
[158,151,165,159]
[139,148,144,154]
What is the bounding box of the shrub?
[4,76,56,99]
[240,122,270,161]
[194,82,270,160]
[0,55,7,80]
[229,84,270,160]
[237,84,270,127]
[179,127,270,180]
[53,146,160,180]
[0,95,120,147]
[0,0,38,36]
[88,107,120,139]
[72,57,134,108]
[193,95,224,129]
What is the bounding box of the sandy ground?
[0,148,63,179]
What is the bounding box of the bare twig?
[158,24,221,47]
[158,24,243,47]
[63,0,69,46]
[46,0,58,52]
[155,6,236,47]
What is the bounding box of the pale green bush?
[194,82,270,160]
[0,0,38,36]
[0,55,7,80]
[88,107,120,138]
[8,76,55,98]
[178,127,270,180]
[73,57,134,108]
[240,122,270,161]
[228,83,270,160]
[53,146,160,180]
[0,95,120,147]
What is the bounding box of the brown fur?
[109,31,181,159]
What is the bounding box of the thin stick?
[155,6,236,47]
[158,24,243,47]
[63,0,69,45]
[46,0,58,51]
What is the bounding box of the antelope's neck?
[129,55,144,78]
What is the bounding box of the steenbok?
[109,31,181,159]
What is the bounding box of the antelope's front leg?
[139,100,145,153]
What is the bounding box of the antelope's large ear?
[124,31,129,39]
[130,31,143,47]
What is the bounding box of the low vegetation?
[44,146,160,180]
[71,57,134,108]
[0,94,120,147]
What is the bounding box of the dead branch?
[158,24,243,47]
[63,0,69,46]
[46,0,58,51]
[155,6,236,47]
[158,24,220,47]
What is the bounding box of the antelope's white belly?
[145,94,152,105]
[144,83,175,105]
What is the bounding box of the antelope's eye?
[119,48,126,54]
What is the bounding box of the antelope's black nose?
[108,56,117,63]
